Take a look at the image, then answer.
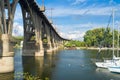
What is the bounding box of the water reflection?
[96,68,120,79]
[0,73,14,80]
[14,49,23,80]
[1,49,120,80]
[35,57,44,77]
[96,68,110,75]
[22,53,56,79]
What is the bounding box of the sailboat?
[95,9,120,69]
[108,9,120,73]
[108,51,120,73]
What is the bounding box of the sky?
[13,0,120,41]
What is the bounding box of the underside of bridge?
[0,0,67,73]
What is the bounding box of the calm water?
[1,49,120,80]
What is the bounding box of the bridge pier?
[53,43,58,51]
[35,40,44,56]
[55,37,59,50]
[45,25,53,53]
[35,51,44,57]
[51,33,58,51]
[0,34,14,73]
[46,43,53,53]
[46,35,53,53]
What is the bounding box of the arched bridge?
[0,0,68,73]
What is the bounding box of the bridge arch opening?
[12,4,23,37]
[12,3,24,49]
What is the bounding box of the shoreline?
[79,47,120,50]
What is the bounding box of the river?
[0,49,120,80]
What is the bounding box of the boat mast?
[117,23,119,57]
[112,8,115,58]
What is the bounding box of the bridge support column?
[47,42,53,53]
[52,34,57,51]
[35,40,44,56]
[55,38,59,49]
[0,34,14,73]
[47,31,53,53]
[52,39,56,51]
[45,26,53,53]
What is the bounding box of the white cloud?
[59,31,85,41]
[59,20,120,41]
[56,23,107,32]
[12,5,23,36]
[45,5,120,18]
[12,22,23,36]
[55,22,109,41]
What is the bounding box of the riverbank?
[79,47,120,50]
[64,47,120,50]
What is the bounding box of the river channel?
[0,49,120,80]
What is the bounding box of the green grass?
[14,72,50,80]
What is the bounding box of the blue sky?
[13,0,120,41]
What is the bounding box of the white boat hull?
[95,59,120,68]
[95,62,107,68]
[95,62,112,68]
[108,67,120,73]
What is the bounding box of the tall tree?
[84,27,119,47]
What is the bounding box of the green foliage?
[43,38,48,43]
[23,73,40,80]
[84,28,105,47]
[14,44,21,48]
[14,72,40,80]
[13,36,24,40]
[12,36,23,48]
[12,36,23,44]
[84,27,119,47]
[14,72,50,80]
[30,36,35,41]
[64,40,85,47]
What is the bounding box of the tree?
[84,27,119,47]
[64,40,85,47]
